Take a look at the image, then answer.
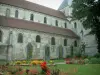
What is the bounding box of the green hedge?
[89,58,100,64]
[0,59,7,65]
[94,53,100,58]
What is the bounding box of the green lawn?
[22,64,100,75]
[57,64,100,75]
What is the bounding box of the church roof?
[0,16,79,39]
[58,0,68,10]
[0,0,66,19]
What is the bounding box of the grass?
[52,59,65,63]
[57,64,100,75]
[22,64,100,75]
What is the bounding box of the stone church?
[0,0,98,61]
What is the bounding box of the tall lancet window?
[65,22,67,28]
[74,22,77,29]
[51,37,55,45]
[55,20,58,26]
[6,8,10,17]
[74,40,77,47]
[17,33,23,43]
[44,17,47,23]
[30,14,34,21]
[15,10,18,18]
[36,35,41,43]
[64,39,67,46]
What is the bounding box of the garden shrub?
[66,55,72,58]
[74,53,81,58]
[90,58,100,64]
[94,53,100,58]
[84,58,89,64]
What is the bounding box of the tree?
[72,0,100,53]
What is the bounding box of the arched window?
[74,40,77,47]
[64,39,67,46]
[30,14,34,21]
[17,33,23,43]
[55,20,58,26]
[80,30,84,36]
[74,22,77,28]
[65,22,67,28]
[51,37,55,45]
[44,17,47,23]
[0,30,2,42]
[36,35,41,43]
[6,8,10,17]
[15,10,18,18]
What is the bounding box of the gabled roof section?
[58,0,68,10]
[0,0,66,19]
[0,16,79,39]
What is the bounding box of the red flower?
[40,61,47,69]
[46,70,51,75]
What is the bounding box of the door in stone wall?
[58,46,63,59]
[27,43,33,60]
[45,46,50,60]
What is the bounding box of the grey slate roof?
[0,16,79,39]
[0,0,66,19]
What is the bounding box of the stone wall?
[0,26,78,60]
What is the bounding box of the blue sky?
[26,0,64,10]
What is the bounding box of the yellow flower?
[30,60,43,65]
[22,61,26,64]
[15,61,21,65]
[39,60,43,64]
[50,60,54,64]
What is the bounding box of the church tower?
[58,0,98,56]
[58,0,72,19]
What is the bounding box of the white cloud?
[26,0,64,10]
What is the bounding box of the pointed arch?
[27,43,33,60]
[45,45,50,60]
[36,35,41,43]
[6,8,10,17]
[58,45,63,59]
[17,33,23,43]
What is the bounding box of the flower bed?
[65,58,85,64]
